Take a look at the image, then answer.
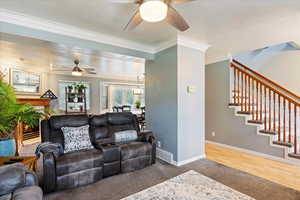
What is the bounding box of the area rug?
[122,170,255,200]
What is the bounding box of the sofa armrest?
[92,138,114,149]
[35,142,63,193]
[35,142,63,159]
[42,152,57,193]
[138,131,156,144]
[0,164,26,196]
[139,131,156,164]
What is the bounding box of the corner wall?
[146,44,206,164]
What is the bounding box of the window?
[101,82,145,112]
[58,81,91,111]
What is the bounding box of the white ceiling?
[0,33,145,80]
[1,0,300,63]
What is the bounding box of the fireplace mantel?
[17,98,51,108]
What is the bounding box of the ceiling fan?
[112,0,194,31]
[51,59,96,76]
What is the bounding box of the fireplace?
[16,98,50,146]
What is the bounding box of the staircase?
[229,59,300,160]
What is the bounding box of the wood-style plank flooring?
[205,142,300,191]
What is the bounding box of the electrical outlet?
[212,132,216,137]
[157,141,162,148]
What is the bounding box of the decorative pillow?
[61,125,94,153]
[113,130,138,143]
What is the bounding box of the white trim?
[153,39,177,53]
[0,9,213,55]
[173,154,206,167]
[206,140,300,167]
[0,9,154,54]
[177,35,210,52]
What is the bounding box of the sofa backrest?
[41,113,140,147]
[42,115,89,147]
[107,112,140,137]
[89,113,109,142]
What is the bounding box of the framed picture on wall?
[10,69,41,95]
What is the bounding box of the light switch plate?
[187,86,197,93]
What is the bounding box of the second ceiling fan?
[112,0,194,32]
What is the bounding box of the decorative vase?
[0,138,16,156]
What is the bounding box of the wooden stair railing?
[230,59,300,159]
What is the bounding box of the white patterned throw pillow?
[61,125,94,153]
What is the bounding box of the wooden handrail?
[232,59,300,101]
[231,63,300,106]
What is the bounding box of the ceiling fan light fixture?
[139,0,168,22]
[72,66,82,76]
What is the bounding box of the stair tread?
[237,111,251,115]
[259,130,277,135]
[248,120,264,124]
[228,103,240,106]
[272,141,293,147]
[288,153,300,159]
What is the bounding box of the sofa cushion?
[0,193,12,200]
[61,125,94,153]
[49,115,89,130]
[0,164,25,196]
[12,186,43,200]
[113,130,137,143]
[56,149,103,176]
[119,141,152,161]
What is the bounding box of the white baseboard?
[156,148,206,166]
[206,140,300,167]
[173,154,206,167]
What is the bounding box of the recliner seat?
[40,112,156,193]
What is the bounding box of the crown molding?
[0,9,155,54]
[177,35,210,52]
[0,9,212,57]
[153,39,177,53]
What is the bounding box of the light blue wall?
[145,46,178,160]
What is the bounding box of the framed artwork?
[10,69,41,95]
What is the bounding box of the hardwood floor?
[205,142,300,191]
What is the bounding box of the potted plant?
[75,82,86,93]
[0,79,43,156]
[135,99,141,109]
[75,82,86,102]
[67,85,73,93]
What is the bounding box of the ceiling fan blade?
[166,6,189,32]
[123,9,143,31]
[169,0,195,4]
